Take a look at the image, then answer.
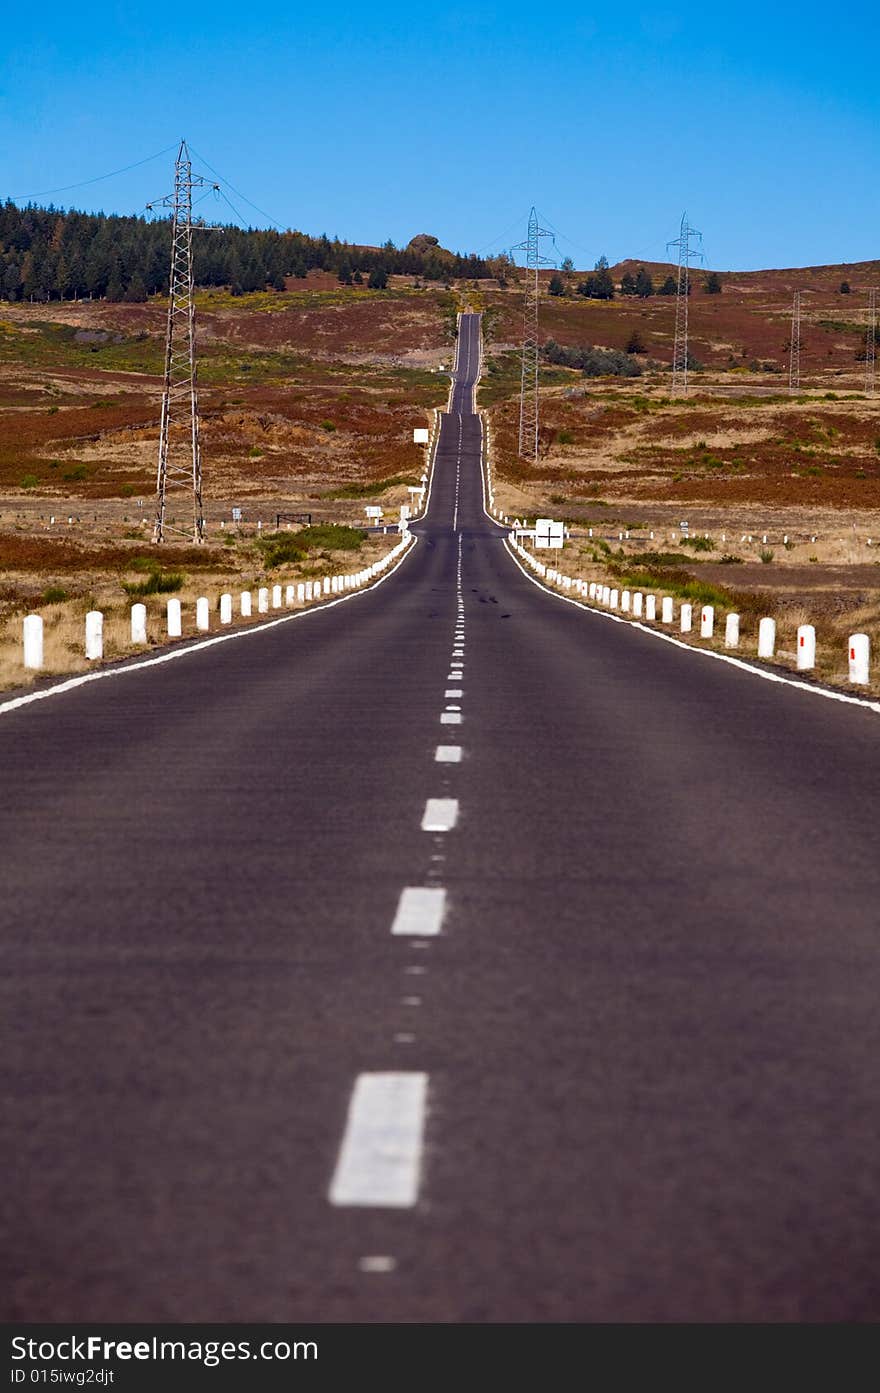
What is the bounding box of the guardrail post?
[797,624,815,670]
[849,633,870,684]
[85,610,103,660]
[23,614,43,669]
[758,617,776,658]
[130,603,147,644]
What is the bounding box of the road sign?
[413,428,430,444]
[535,517,564,549]
[231,507,242,522]
[365,506,384,520]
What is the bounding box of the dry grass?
[0,531,405,694]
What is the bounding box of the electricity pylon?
[668,212,702,394]
[866,288,877,397]
[789,291,801,394]
[512,207,555,460]
[148,140,219,543]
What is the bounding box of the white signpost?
[413,428,430,445]
[535,517,565,570]
[535,518,565,549]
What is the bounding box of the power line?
[186,145,286,230]
[8,144,179,203]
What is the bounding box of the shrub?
[42,586,68,603]
[682,535,715,552]
[260,524,366,568]
[759,548,774,564]
[20,474,39,489]
[319,420,336,432]
[543,339,641,377]
[123,569,183,595]
[62,464,88,481]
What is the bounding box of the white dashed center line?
[435,745,462,762]
[440,711,462,724]
[328,1072,427,1209]
[390,886,447,936]
[421,798,459,831]
[444,688,463,698]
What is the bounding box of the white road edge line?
[503,540,880,718]
[390,886,447,936]
[328,1072,427,1208]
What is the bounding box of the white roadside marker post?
[645,595,657,621]
[85,610,103,660]
[621,591,631,612]
[258,587,269,613]
[220,593,232,625]
[661,596,674,624]
[130,604,147,645]
[285,585,295,606]
[633,592,643,618]
[849,633,870,684]
[609,589,619,609]
[23,614,43,669]
[166,598,182,639]
[240,591,252,617]
[680,603,693,633]
[272,584,282,609]
[700,605,714,638]
[797,624,815,670]
[725,613,740,648]
[196,597,209,632]
[758,617,776,658]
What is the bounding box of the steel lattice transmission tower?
[789,291,802,394]
[149,141,219,543]
[866,288,877,397]
[668,212,702,394]
[512,207,555,460]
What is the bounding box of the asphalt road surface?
[3,313,880,1323]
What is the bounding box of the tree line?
[0,202,500,302]
[548,257,723,300]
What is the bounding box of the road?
[2,313,880,1322]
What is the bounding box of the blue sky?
[4,1,879,270]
